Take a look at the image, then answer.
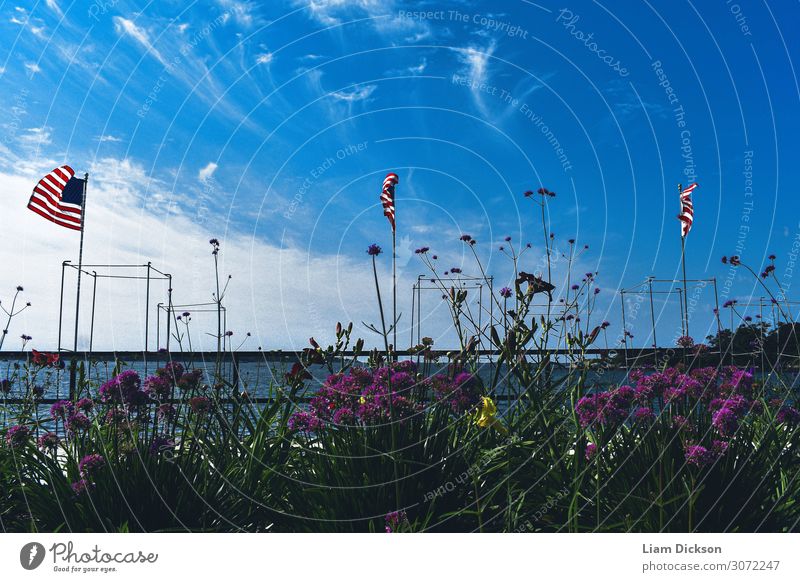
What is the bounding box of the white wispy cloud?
[457,42,496,118]
[94,134,124,143]
[407,58,427,74]
[299,0,376,25]
[255,52,273,65]
[215,0,257,27]
[386,58,427,76]
[10,6,47,39]
[45,0,63,16]
[296,0,430,40]
[113,17,168,67]
[198,162,218,181]
[18,126,51,146]
[331,84,376,102]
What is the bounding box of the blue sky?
[1,0,798,350]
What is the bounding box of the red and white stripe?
[381,172,398,232]
[678,182,698,238]
[27,165,82,231]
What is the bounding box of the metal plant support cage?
[410,274,493,353]
[57,261,173,355]
[156,301,228,353]
[619,277,722,368]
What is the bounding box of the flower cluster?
[72,454,106,496]
[385,510,409,533]
[5,424,30,448]
[432,372,481,414]
[289,361,431,430]
[575,385,635,429]
[99,370,145,406]
[577,367,772,467]
[37,431,59,451]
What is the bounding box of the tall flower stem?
[214,250,222,380]
[371,253,400,506]
[372,256,391,356]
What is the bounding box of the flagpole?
[392,223,397,359]
[72,173,88,353]
[679,183,689,338]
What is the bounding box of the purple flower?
[712,405,740,437]
[684,445,714,468]
[367,244,382,256]
[332,407,355,425]
[633,407,655,423]
[144,375,171,399]
[385,510,409,533]
[571,284,579,290]
[434,373,481,414]
[66,413,91,433]
[672,415,693,432]
[414,247,430,254]
[585,442,597,460]
[459,234,472,242]
[776,406,800,426]
[288,410,324,431]
[149,435,175,456]
[71,479,91,495]
[78,454,105,478]
[450,267,462,274]
[177,369,204,391]
[105,408,127,424]
[99,370,142,406]
[158,361,185,385]
[76,397,94,412]
[575,388,631,429]
[37,431,59,450]
[504,236,512,242]
[5,425,30,448]
[499,287,512,299]
[712,440,729,456]
[50,399,74,420]
[189,396,211,415]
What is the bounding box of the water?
[0,355,631,402]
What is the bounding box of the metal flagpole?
[679,183,689,338]
[69,173,88,399]
[73,173,88,353]
[392,226,397,358]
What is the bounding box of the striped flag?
[677,182,698,237]
[27,165,85,231]
[380,172,398,232]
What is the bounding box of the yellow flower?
[359,396,366,405]
[474,396,507,434]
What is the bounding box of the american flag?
[380,172,398,232]
[27,165,84,231]
[678,182,698,237]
